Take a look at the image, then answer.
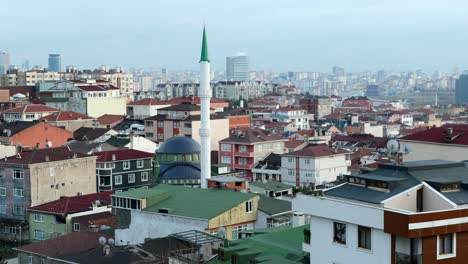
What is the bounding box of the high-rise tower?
[199,27,211,188]
[48,54,62,72]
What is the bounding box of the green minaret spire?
[200,26,210,62]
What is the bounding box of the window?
[257,145,263,152]
[115,175,122,185]
[158,133,164,139]
[13,205,24,216]
[13,188,24,197]
[276,143,282,150]
[28,256,32,264]
[0,187,5,196]
[221,144,231,152]
[221,156,231,164]
[245,200,253,213]
[288,157,294,163]
[145,121,153,127]
[358,226,371,250]
[288,169,296,176]
[267,144,273,150]
[34,214,45,223]
[123,161,130,170]
[34,230,45,240]
[441,183,460,192]
[25,114,35,119]
[158,121,164,127]
[0,205,5,214]
[304,159,311,165]
[145,132,154,138]
[73,223,80,231]
[173,122,180,128]
[13,169,24,179]
[5,226,16,234]
[141,172,148,182]
[137,160,144,168]
[333,222,347,245]
[128,174,135,183]
[238,157,247,165]
[239,145,247,152]
[438,233,456,259]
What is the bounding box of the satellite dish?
[403,144,412,154]
[217,227,227,239]
[95,200,101,206]
[108,238,115,245]
[45,141,53,148]
[386,140,400,153]
[98,236,107,245]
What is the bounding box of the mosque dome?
[157,136,201,154]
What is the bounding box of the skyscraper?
[455,74,468,105]
[199,27,211,188]
[0,51,10,76]
[48,54,62,72]
[226,54,249,81]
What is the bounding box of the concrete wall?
[51,119,96,132]
[29,156,97,206]
[115,210,208,245]
[398,140,468,162]
[422,184,454,211]
[384,187,419,212]
[255,210,269,229]
[87,97,127,118]
[191,119,229,151]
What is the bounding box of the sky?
[2,0,468,72]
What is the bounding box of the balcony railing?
[234,164,254,170]
[233,151,254,157]
[395,253,422,264]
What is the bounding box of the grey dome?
[157,136,201,154]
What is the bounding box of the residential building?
[344,122,385,137]
[155,136,201,186]
[40,80,127,118]
[281,145,350,186]
[0,121,73,149]
[342,96,373,110]
[213,81,276,100]
[112,184,259,244]
[2,104,60,122]
[256,195,292,228]
[127,98,170,119]
[218,226,307,263]
[250,181,293,199]
[299,96,335,121]
[48,54,61,72]
[28,192,112,242]
[251,153,282,182]
[78,68,134,97]
[226,54,249,81]
[219,128,288,180]
[95,149,154,192]
[294,160,468,264]
[399,125,468,162]
[40,110,95,132]
[271,107,312,130]
[97,114,125,128]
[103,135,158,154]
[73,126,117,143]
[144,103,229,150]
[1,70,61,86]
[0,147,97,241]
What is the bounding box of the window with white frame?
[221,144,231,152]
[276,143,282,150]
[128,174,135,183]
[221,156,231,164]
[34,214,44,222]
[25,114,35,119]
[245,200,253,213]
[0,205,5,214]
[28,256,32,264]
[288,169,296,176]
[137,160,144,168]
[13,205,24,216]
[267,144,273,150]
[13,169,24,179]
[304,159,311,165]
[158,121,164,127]
[123,161,130,170]
[257,145,263,152]
[13,188,24,197]
[73,223,80,231]
[141,172,148,182]
[115,175,122,185]
[231,224,249,240]
[333,222,347,245]
[158,133,164,139]
[288,157,294,163]
[239,145,247,152]
[5,226,16,234]
[438,233,456,259]
[34,230,45,240]
[238,157,247,165]
[0,187,5,196]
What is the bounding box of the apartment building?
[270,107,312,130]
[294,160,468,264]
[281,145,349,186]
[2,104,60,122]
[218,128,288,180]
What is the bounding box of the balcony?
[395,253,422,264]
[234,164,254,170]
[233,151,254,157]
[99,185,112,191]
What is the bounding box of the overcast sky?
[2,0,467,72]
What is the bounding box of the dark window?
[235,182,242,187]
[439,234,454,255]
[358,226,371,250]
[333,222,346,245]
[232,255,238,264]
[441,183,460,192]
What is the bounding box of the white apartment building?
[281,145,349,186]
[271,107,312,130]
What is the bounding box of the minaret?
[199,26,211,189]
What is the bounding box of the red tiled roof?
[285,139,306,149]
[297,129,315,136]
[128,98,169,106]
[73,211,115,229]
[264,121,289,128]
[1,147,91,164]
[97,114,125,125]
[275,107,305,112]
[284,145,348,157]
[322,112,346,119]
[95,149,153,162]
[3,104,59,113]
[29,191,113,214]
[15,232,112,257]
[220,128,284,144]
[41,111,94,122]
[400,125,468,145]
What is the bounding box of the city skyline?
[2,0,468,72]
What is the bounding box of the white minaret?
[199,26,211,188]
